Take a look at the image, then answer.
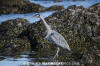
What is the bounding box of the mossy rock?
[0,0,46,14]
[0,18,30,38]
[0,38,31,51]
[47,5,64,11]
[0,18,31,53]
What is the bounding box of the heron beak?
[30,15,36,18]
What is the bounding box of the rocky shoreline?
[0,0,46,14]
[0,3,100,65]
[0,0,64,15]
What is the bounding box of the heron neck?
[39,16,51,31]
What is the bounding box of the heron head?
[35,13,40,17]
[31,13,40,18]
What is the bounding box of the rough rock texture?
[0,18,31,52]
[0,3,100,65]
[0,0,66,15]
[47,5,64,11]
[27,4,100,65]
[0,0,46,14]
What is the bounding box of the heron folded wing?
[48,30,71,51]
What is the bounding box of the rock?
[0,18,30,37]
[0,3,100,65]
[47,5,64,11]
[0,18,31,52]
[18,1,46,13]
[67,5,84,10]
[0,38,30,52]
[87,3,100,14]
[27,3,100,65]
[0,0,46,14]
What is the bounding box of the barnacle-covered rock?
[0,0,46,14]
[0,18,31,52]
[47,5,64,11]
[0,38,30,52]
[0,18,30,37]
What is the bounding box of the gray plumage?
[46,30,71,51]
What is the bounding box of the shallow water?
[0,49,59,66]
[0,51,46,66]
[0,0,100,66]
[30,0,99,8]
[0,11,55,23]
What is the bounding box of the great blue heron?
[31,13,71,59]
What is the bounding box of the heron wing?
[47,30,71,51]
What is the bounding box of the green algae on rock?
[0,18,30,37]
[0,0,46,14]
[0,18,31,53]
[47,5,64,11]
[0,0,66,15]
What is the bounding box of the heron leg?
[53,47,60,60]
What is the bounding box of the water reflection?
[0,50,53,66]
[0,46,70,65]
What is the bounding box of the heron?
[31,13,71,60]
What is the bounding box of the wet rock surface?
[0,0,64,14]
[0,0,46,14]
[0,18,31,52]
[47,5,64,11]
[0,3,100,65]
[0,0,65,15]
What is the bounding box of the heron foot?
[53,47,60,61]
